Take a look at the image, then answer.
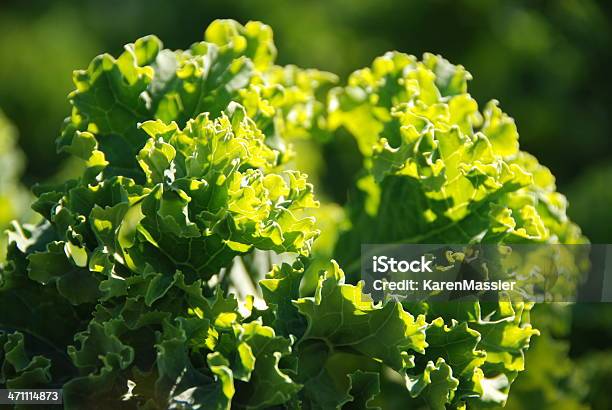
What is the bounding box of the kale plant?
[0,20,585,409]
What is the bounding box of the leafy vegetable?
[327,51,586,407]
[329,52,584,261]
[0,20,586,409]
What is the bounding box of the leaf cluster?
[0,20,585,409]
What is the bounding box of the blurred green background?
[1,0,612,408]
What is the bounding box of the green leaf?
[27,241,100,305]
[0,332,52,388]
[409,318,486,404]
[138,138,176,184]
[404,358,459,410]
[347,370,381,409]
[235,321,301,409]
[259,261,307,338]
[295,261,427,371]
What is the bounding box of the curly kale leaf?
[330,52,584,258]
[58,20,336,182]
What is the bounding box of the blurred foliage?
[0,6,100,185]
[566,164,612,244]
[0,110,29,260]
[0,111,23,227]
